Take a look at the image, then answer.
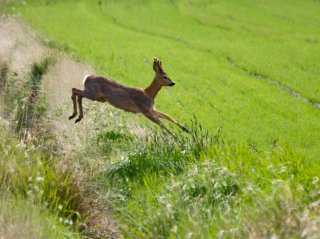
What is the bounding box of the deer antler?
[153,57,164,73]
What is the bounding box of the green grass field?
[7,0,320,161]
[2,0,320,238]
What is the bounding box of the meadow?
[6,0,320,160]
[1,0,320,238]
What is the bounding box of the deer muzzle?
[169,82,175,86]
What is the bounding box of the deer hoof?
[69,115,76,120]
[75,117,82,123]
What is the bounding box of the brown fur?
[69,58,188,135]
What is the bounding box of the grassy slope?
[7,0,320,162]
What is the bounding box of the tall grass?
[107,118,217,185]
[84,121,320,238]
[13,58,50,139]
[0,61,8,93]
[0,125,83,238]
[0,196,79,239]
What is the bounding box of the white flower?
[187,232,193,239]
[36,176,44,182]
[58,204,63,211]
[312,177,319,185]
[171,225,178,233]
[64,219,69,224]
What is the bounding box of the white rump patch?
[83,74,90,85]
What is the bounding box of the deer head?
[153,57,175,87]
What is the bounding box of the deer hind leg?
[69,88,78,120]
[143,111,175,137]
[153,110,189,133]
[69,88,86,123]
[75,95,83,123]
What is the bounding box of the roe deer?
[69,57,188,135]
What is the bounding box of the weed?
[0,61,8,93]
[106,120,219,187]
[44,39,71,52]
[14,58,50,139]
[0,195,80,239]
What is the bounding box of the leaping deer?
[69,57,188,135]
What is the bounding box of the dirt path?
[0,15,45,117]
[0,15,118,238]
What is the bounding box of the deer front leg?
[154,110,189,133]
[143,112,175,137]
[69,88,78,120]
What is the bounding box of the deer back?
[84,75,154,113]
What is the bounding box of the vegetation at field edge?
[0,58,83,238]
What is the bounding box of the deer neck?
[144,78,162,99]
